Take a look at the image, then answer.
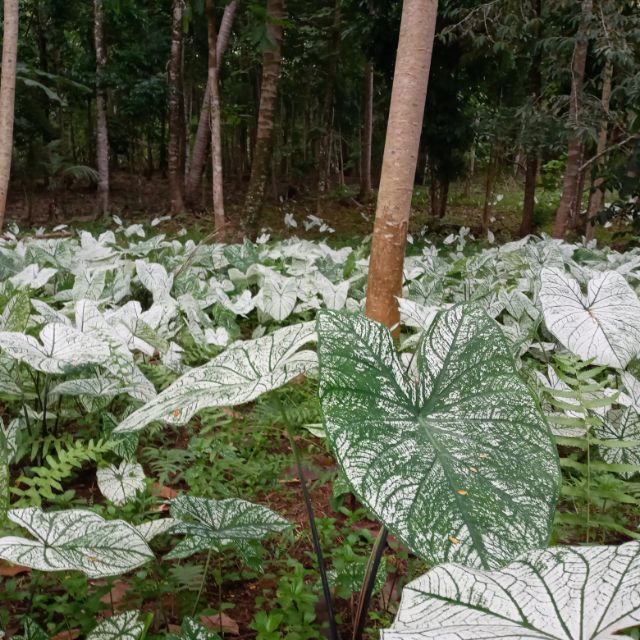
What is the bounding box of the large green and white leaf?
[317,307,559,570]
[135,260,175,304]
[0,323,111,374]
[97,461,146,506]
[0,508,153,577]
[114,323,317,434]
[135,518,179,542]
[167,617,219,640]
[540,268,640,368]
[167,495,289,560]
[87,612,144,640]
[0,416,21,463]
[13,617,48,640]
[595,408,640,479]
[382,541,640,639]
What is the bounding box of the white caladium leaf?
[135,260,175,303]
[30,299,72,326]
[97,461,146,506]
[167,617,219,640]
[317,307,559,569]
[0,323,111,374]
[0,292,30,331]
[9,264,57,289]
[540,268,640,368]
[595,408,640,478]
[167,495,289,559]
[398,298,441,331]
[135,518,179,542]
[87,611,144,640]
[0,508,153,577]
[256,274,299,321]
[114,322,317,434]
[314,272,350,310]
[621,371,640,413]
[204,326,230,347]
[50,375,122,401]
[383,541,640,639]
[0,416,21,463]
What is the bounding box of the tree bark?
[585,60,613,241]
[94,0,109,217]
[316,0,342,212]
[184,0,238,207]
[552,0,592,238]
[0,0,19,229]
[244,0,285,232]
[358,62,374,202]
[168,0,186,213]
[519,0,541,237]
[206,0,226,232]
[365,0,438,332]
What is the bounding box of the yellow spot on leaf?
[448,535,459,545]
[479,453,489,459]
[172,408,181,418]
[456,489,468,496]
[469,466,478,473]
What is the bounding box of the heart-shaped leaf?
[383,541,640,639]
[317,307,559,569]
[540,268,640,368]
[114,323,317,434]
[0,508,153,577]
[97,461,146,506]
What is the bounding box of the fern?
[13,438,112,505]
[540,353,640,543]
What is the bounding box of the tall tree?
[184,0,237,207]
[552,0,593,238]
[365,0,438,331]
[358,61,374,202]
[245,0,285,231]
[168,0,186,213]
[0,0,19,229]
[94,0,109,217]
[206,0,225,231]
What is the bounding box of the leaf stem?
[193,546,214,616]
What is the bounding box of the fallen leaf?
[0,562,31,577]
[200,612,240,635]
[51,630,81,640]
[152,482,179,499]
[99,580,130,607]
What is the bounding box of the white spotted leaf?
[97,461,146,506]
[540,268,640,368]
[0,508,153,577]
[87,611,144,640]
[382,541,640,639]
[317,307,559,570]
[114,323,317,434]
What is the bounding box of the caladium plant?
[383,541,640,639]
[317,306,560,569]
[0,508,154,577]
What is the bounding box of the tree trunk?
[358,62,374,202]
[184,0,238,207]
[520,156,538,236]
[94,0,109,217]
[316,0,342,213]
[365,0,438,332]
[519,0,541,237]
[206,0,226,232]
[0,0,19,229]
[438,177,449,218]
[168,0,186,213]
[244,0,285,232]
[552,0,592,238]
[586,60,613,241]
[482,146,495,234]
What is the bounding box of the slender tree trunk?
[552,0,592,238]
[0,0,19,229]
[358,62,374,202]
[586,60,613,241]
[94,0,109,217]
[482,146,495,234]
[519,0,541,237]
[244,0,285,231]
[316,0,342,213]
[168,0,186,213]
[206,0,226,231]
[520,156,538,236]
[365,0,438,332]
[184,0,238,207]
[438,177,449,218]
